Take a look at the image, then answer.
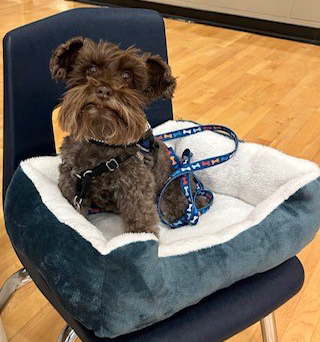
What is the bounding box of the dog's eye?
[122,70,132,82]
[87,65,97,75]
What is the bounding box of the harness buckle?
[75,170,93,179]
[83,170,93,178]
[73,196,83,211]
[106,158,119,172]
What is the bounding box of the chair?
[1,8,304,342]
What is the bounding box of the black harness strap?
[73,130,160,211]
[73,154,133,211]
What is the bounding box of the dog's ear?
[50,36,85,82]
[144,54,176,101]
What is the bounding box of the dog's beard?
[59,85,148,145]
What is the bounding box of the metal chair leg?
[0,268,33,312]
[260,312,278,342]
[0,268,33,342]
[57,325,78,342]
[0,318,8,342]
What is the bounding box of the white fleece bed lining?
[20,121,320,257]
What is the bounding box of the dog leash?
[155,125,238,228]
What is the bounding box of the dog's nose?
[96,86,113,99]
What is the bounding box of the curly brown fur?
[51,37,203,235]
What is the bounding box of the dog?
[50,37,204,235]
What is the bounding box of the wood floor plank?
[311,316,320,342]
[2,284,48,340]
[280,289,320,342]
[9,303,66,342]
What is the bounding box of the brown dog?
[50,37,201,235]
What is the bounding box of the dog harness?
[155,125,238,228]
[73,123,238,230]
[73,128,159,211]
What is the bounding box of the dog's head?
[50,37,176,145]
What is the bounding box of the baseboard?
[73,0,320,45]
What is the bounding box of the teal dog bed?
[5,120,320,338]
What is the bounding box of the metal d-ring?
[73,195,83,211]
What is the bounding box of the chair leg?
[57,325,78,342]
[0,317,8,342]
[0,268,33,312]
[0,268,33,342]
[260,312,278,342]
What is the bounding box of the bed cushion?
[4,120,320,338]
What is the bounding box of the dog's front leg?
[115,169,159,236]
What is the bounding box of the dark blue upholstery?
[3,7,173,202]
[18,249,304,342]
[3,8,305,341]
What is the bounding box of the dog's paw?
[124,223,159,237]
[145,226,159,238]
[136,225,159,238]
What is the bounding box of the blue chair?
[1,8,304,342]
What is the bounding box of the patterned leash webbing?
[155,125,239,228]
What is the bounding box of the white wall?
[142,0,320,28]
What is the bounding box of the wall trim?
[74,0,320,45]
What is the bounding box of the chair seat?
[17,250,303,342]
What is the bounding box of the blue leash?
[155,125,239,228]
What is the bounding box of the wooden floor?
[0,1,320,341]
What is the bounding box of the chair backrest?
[3,7,173,202]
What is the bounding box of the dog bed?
[5,120,320,338]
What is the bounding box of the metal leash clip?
[73,195,83,212]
